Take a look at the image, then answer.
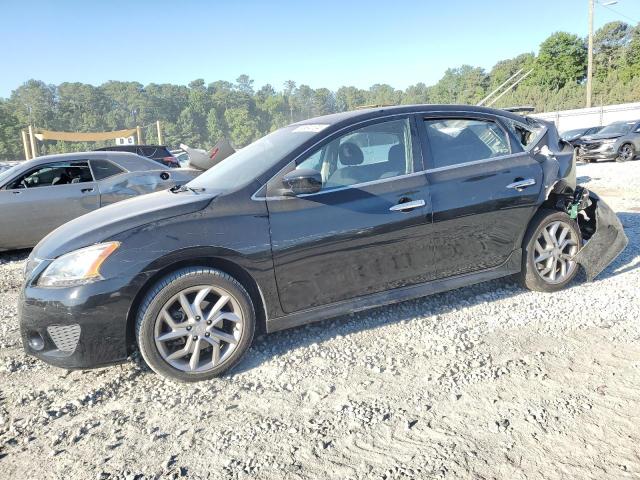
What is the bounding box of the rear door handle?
[389,199,425,212]
[81,187,94,193]
[506,178,536,191]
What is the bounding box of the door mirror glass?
[283,168,322,195]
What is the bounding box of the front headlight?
[600,138,617,144]
[37,242,120,287]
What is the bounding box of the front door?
[0,160,99,249]
[265,117,435,314]
[417,113,544,278]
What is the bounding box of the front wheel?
[616,143,635,162]
[520,210,582,292]
[135,267,255,382]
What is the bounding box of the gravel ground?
[1,161,639,479]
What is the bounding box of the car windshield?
[187,125,322,191]
[599,122,633,135]
[561,128,585,138]
[0,164,22,186]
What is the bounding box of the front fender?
[575,192,628,281]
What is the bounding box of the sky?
[1,0,639,98]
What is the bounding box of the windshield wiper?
[170,184,206,194]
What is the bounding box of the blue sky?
[1,0,639,98]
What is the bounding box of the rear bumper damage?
[575,192,628,281]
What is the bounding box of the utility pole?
[586,0,595,108]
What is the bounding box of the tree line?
[1,21,639,160]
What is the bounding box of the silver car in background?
[0,151,201,251]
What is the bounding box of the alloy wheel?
[154,285,244,373]
[533,221,580,284]
[619,144,634,161]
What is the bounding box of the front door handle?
[389,199,425,212]
[81,187,94,193]
[506,178,536,191]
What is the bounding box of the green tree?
[533,32,587,89]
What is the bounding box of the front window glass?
[295,118,413,190]
[188,126,320,191]
[9,161,93,189]
[599,122,633,136]
[424,118,510,168]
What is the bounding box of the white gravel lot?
[0,161,639,480]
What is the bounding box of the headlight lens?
[600,138,617,144]
[37,242,120,287]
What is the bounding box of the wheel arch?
[125,253,268,353]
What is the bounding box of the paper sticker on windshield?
[292,124,329,133]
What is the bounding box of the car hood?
[32,190,216,259]
[583,133,623,142]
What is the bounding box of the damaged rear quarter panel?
[97,169,200,206]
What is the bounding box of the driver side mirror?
[282,168,322,196]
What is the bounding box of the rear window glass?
[140,146,171,159]
[503,117,546,149]
[424,118,510,168]
[91,159,125,180]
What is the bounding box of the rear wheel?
[520,210,582,292]
[135,267,255,382]
[616,143,635,162]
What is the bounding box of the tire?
[616,143,635,163]
[135,267,255,382]
[519,209,582,292]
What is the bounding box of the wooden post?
[156,120,163,145]
[586,0,594,108]
[136,125,143,145]
[21,130,31,160]
[28,125,37,158]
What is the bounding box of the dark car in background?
[0,151,200,250]
[20,105,627,382]
[578,120,640,163]
[95,144,179,168]
[561,126,603,148]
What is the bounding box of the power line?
[597,2,639,25]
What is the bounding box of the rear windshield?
[188,126,320,192]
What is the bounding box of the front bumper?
[575,193,628,281]
[578,143,618,161]
[19,274,141,369]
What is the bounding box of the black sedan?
[19,105,627,382]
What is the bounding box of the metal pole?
[28,125,38,158]
[587,0,594,108]
[136,125,142,145]
[486,69,534,107]
[477,69,524,106]
[21,130,31,160]
[156,120,163,144]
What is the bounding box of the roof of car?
[95,144,168,150]
[293,104,531,129]
[10,151,163,171]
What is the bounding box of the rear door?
[265,116,435,314]
[0,161,99,248]
[417,112,543,278]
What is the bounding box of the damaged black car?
[19,105,628,382]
